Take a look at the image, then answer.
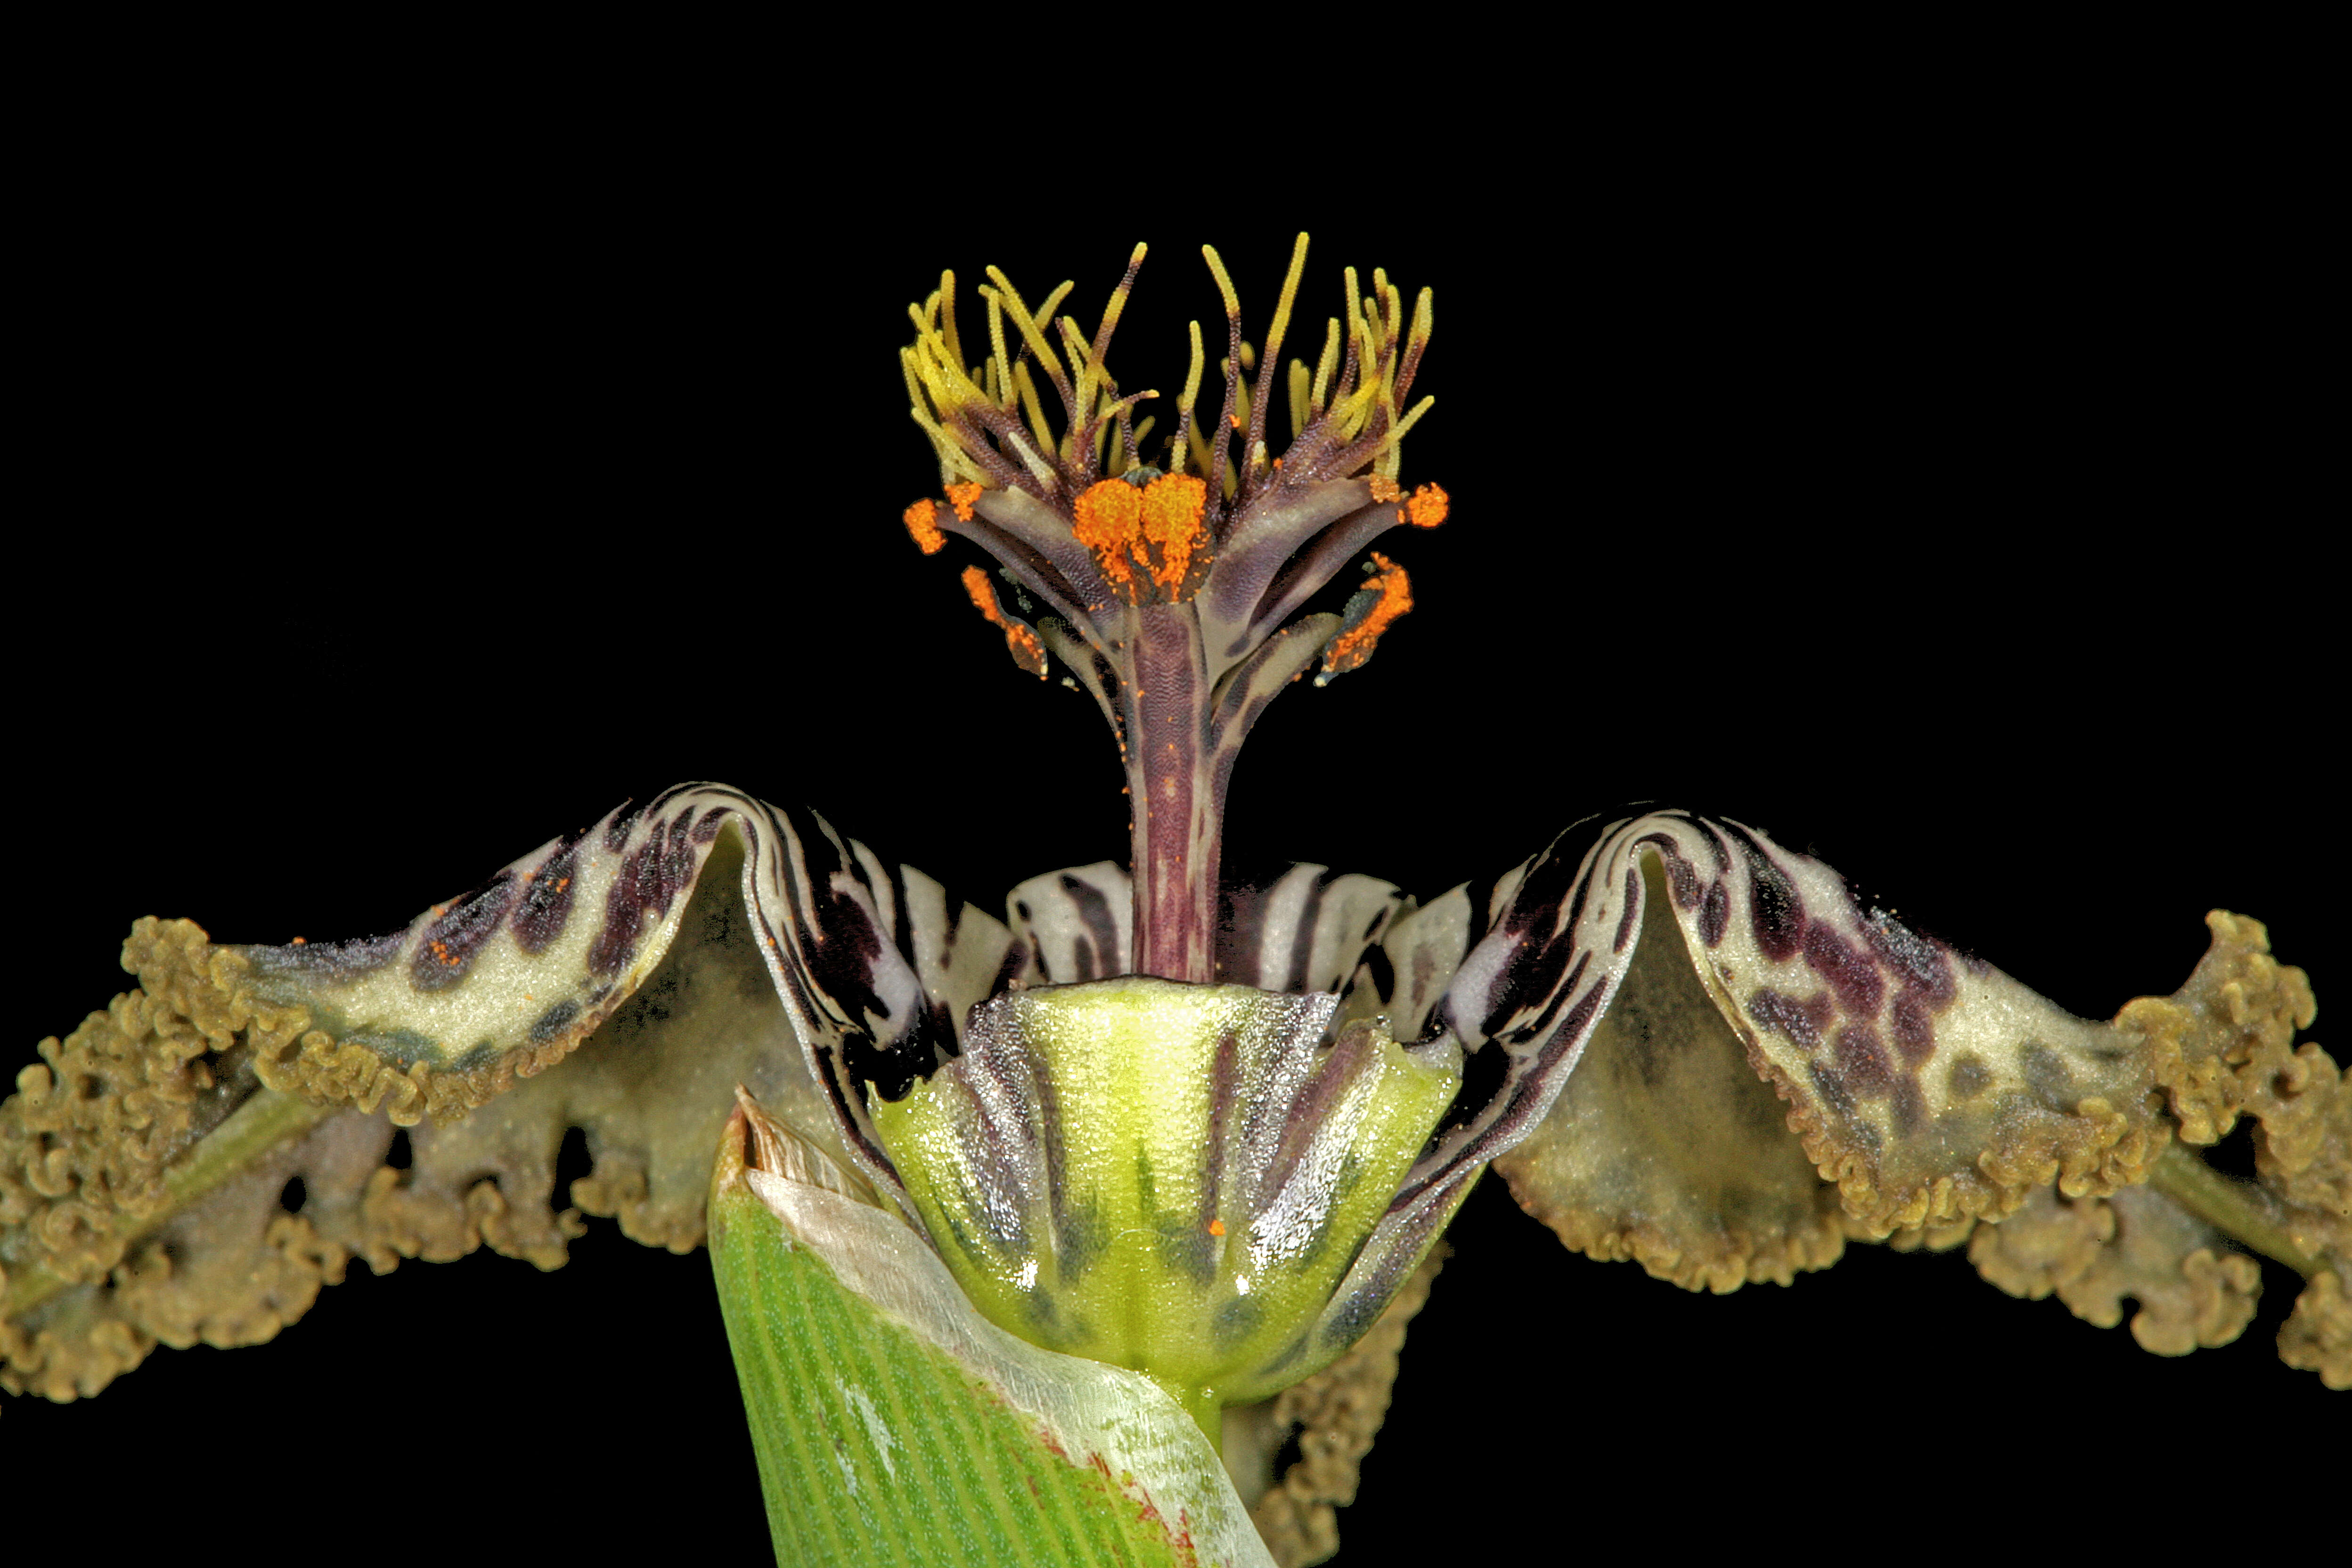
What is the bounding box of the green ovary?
[870,977,1459,1441]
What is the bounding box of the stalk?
[1125,604,1218,983]
[3,1087,332,1319]
[2146,1140,2324,1279]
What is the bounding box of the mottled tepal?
[4,236,2344,1568]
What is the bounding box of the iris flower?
[3,233,2339,1566]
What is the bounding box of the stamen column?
[1121,605,1218,984]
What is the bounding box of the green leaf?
[710,1091,1275,1568]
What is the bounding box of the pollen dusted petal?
[944,481,982,523]
[959,565,1048,678]
[1405,482,1448,528]
[1319,553,1413,681]
[1071,479,1145,596]
[901,497,946,555]
[1139,472,1209,593]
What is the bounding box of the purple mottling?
[1864,910,1958,1004]
[1640,835,1702,909]
[1699,881,1729,947]
[1802,923,1884,1016]
[1750,987,1834,1051]
[1833,1023,1894,1097]
[1809,1061,1855,1119]
[589,833,665,977]
[1533,969,1606,1070]
[1692,820,1731,873]
[657,812,699,914]
[512,835,583,955]
[410,872,518,992]
[1748,856,1805,962]
[1501,839,1581,939]
[1889,991,1936,1064]
[603,803,641,854]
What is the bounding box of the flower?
[3,229,2337,1568]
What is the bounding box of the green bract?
[712,1090,1278,1566]
[869,977,1462,1439]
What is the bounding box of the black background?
[7,92,2336,1563]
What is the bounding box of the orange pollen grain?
[1208,1218,1225,1236]
[1405,483,1449,528]
[1138,473,1208,591]
[1367,474,1402,503]
[290,936,305,944]
[945,482,982,523]
[902,497,946,554]
[961,564,1008,623]
[1072,479,1145,593]
[1323,551,1413,677]
[961,565,1047,678]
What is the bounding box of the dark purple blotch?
[1802,923,1884,1016]
[1638,834,1702,910]
[1889,990,1936,1064]
[1699,880,1729,947]
[1612,868,1640,954]
[1747,853,1806,963]
[511,832,584,955]
[410,871,519,992]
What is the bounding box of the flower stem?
[2146,1140,2322,1279]
[1125,605,1218,983]
[2,1087,333,1319]
[1148,1372,1225,1456]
